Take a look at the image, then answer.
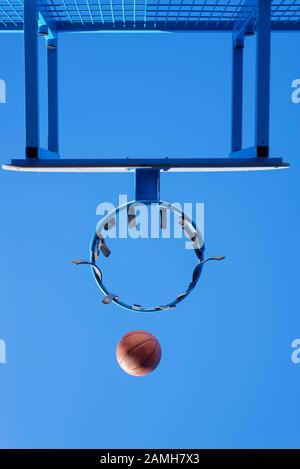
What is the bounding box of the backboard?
[1,1,296,197]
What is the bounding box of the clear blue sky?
[0,30,300,448]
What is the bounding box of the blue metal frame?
[24,0,39,158]
[2,0,295,195]
[0,0,295,313]
[23,3,59,159]
[1,2,300,33]
[255,0,271,157]
[47,38,59,154]
[230,0,272,159]
[231,37,244,153]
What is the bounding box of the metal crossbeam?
[3,157,289,172]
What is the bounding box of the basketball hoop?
[72,200,225,312]
[1,1,290,312]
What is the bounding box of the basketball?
[116,330,161,377]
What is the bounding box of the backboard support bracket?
[24,1,59,160]
[24,0,39,159]
[231,0,272,159]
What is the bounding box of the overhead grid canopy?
[0,1,297,179]
[0,1,300,32]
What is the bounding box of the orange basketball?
[116,330,161,377]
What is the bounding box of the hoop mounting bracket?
[135,168,160,202]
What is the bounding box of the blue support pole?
[47,39,59,153]
[24,0,39,158]
[255,0,271,157]
[135,169,160,202]
[231,37,244,153]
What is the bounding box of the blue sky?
[0,30,300,448]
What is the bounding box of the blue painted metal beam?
[135,169,160,201]
[1,23,300,32]
[255,0,271,157]
[271,23,300,31]
[54,22,236,33]
[2,23,300,33]
[47,40,59,153]
[24,0,39,158]
[5,157,288,172]
[231,37,244,153]
[0,25,23,31]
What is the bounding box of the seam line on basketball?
[122,331,154,339]
[119,339,155,366]
[129,342,159,372]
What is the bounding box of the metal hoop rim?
[89,200,205,313]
